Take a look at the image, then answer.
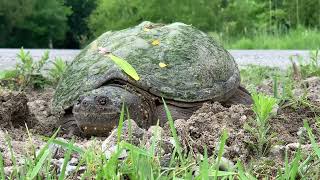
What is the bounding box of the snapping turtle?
[52,21,252,136]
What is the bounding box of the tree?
[63,0,97,48]
[0,0,71,48]
[88,0,225,36]
[0,0,35,47]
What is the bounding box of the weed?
[48,57,67,84]
[0,149,5,180]
[298,50,320,78]
[240,65,283,93]
[276,148,302,179]
[0,48,50,90]
[245,93,277,157]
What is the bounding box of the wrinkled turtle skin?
[52,21,252,136]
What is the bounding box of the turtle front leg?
[222,86,253,106]
[60,110,82,137]
[155,104,199,125]
[72,85,153,136]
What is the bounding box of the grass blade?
[108,54,140,81]
[117,103,126,147]
[58,139,75,180]
[304,121,320,158]
[5,134,18,178]
[0,151,5,180]
[29,148,51,179]
[36,128,59,162]
[200,146,209,179]
[214,130,228,180]
[162,98,184,164]
[42,138,83,154]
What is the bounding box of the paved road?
[0,49,312,70]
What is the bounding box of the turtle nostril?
[76,99,81,105]
[97,97,109,105]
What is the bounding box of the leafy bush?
[0,48,70,90]
[0,48,50,90]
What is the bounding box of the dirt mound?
[164,102,253,162]
[165,101,319,163]
[0,91,34,128]
[294,76,320,107]
[26,88,58,135]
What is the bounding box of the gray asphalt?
[0,49,312,70]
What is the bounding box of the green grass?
[210,28,320,49]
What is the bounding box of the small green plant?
[297,50,320,78]
[240,65,283,93]
[245,93,278,157]
[48,57,67,84]
[0,48,50,90]
[276,148,302,179]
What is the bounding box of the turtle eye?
[97,97,108,105]
[76,96,84,105]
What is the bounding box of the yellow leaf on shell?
[143,27,150,32]
[107,54,140,81]
[151,39,160,46]
[159,62,167,68]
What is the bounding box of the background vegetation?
[0,0,319,49]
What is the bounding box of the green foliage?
[245,93,277,157]
[0,48,70,90]
[304,121,320,159]
[1,0,320,48]
[252,93,278,123]
[0,48,50,90]
[48,57,67,84]
[63,0,97,48]
[276,149,302,179]
[214,130,228,180]
[224,28,320,49]
[0,0,71,48]
[89,0,319,45]
[240,65,283,92]
[0,150,4,180]
[298,50,320,78]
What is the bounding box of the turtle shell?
[52,21,240,114]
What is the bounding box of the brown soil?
[0,91,33,128]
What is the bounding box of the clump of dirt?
[26,88,58,135]
[163,102,254,162]
[270,106,319,144]
[164,100,319,163]
[0,91,35,128]
[294,76,320,107]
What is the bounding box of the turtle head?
[72,85,145,136]
[72,86,124,136]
